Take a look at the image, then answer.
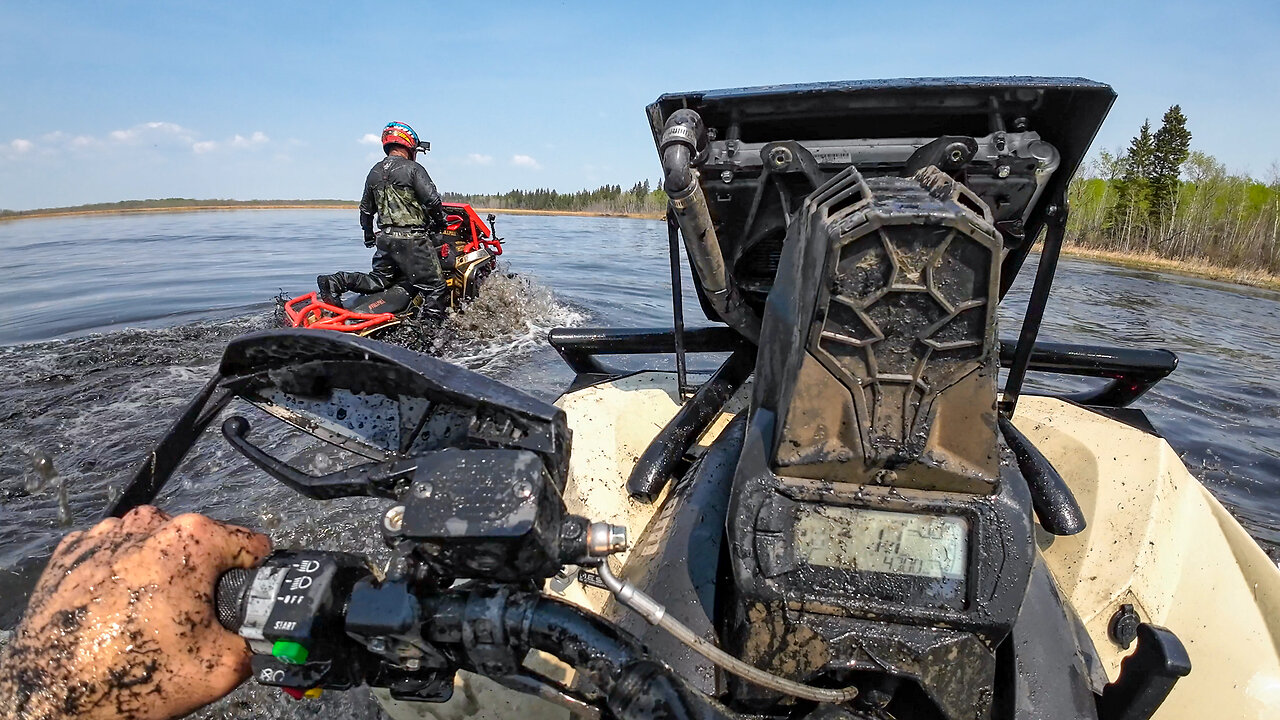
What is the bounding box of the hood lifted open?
[648,76,1114,334]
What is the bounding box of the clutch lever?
[222,415,418,500]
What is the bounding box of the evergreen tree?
[1148,105,1192,232]
[1106,120,1155,245]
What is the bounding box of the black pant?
[320,231,449,320]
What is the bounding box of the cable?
[594,562,858,704]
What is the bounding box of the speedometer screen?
[795,506,967,580]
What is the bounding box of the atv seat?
[343,285,413,315]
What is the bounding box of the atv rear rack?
[283,292,398,333]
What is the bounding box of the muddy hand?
[0,506,272,720]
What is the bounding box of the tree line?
[0,198,354,219]
[1067,106,1280,274]
[444,181,668,216]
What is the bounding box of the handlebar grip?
[215,567,253,632]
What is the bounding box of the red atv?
[283,203,503,337]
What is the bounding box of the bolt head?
[514,480,533,499]
[1109,603,1141,648]
[383,505,405,533]
[414,482,433,499]
[720,170,734,183]
[996,165,1011,178]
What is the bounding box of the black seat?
[343,285,412,315]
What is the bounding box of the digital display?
[794,506,967,580]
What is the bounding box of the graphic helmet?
[381,122,419,154]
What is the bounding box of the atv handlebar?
[215,551,735,719]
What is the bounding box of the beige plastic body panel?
[1013,395,1280,720]
[379,375,1280,720]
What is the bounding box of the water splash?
[55,478,72,528]
[437,270,584,373]
[284,269,585,373]
[25,450,55,494]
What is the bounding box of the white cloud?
[466,153,494,165]
[192,131,269,154]
[228,131,269,148]
[109,121,197,145]
[358,133,380,145]
[4,122,268,160]
[511,154,541,169]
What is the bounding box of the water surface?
[0,210,1276,717]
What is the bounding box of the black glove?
[428,208,447,234]
[364,232,377,248]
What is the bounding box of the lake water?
[0,209,1277,717]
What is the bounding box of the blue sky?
[1,1,1277,210]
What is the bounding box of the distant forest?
[1066,105,1280,274]
[445,181,668,216]
[0,198,354,219]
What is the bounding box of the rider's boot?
[316,274,343,306]
[319,271,394,306]
[414,280,450,326]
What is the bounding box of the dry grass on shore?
[0,204,357,222]
[1060,244,1280,292]
[472,207,663,220]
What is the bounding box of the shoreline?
[0,204,358,222]
[1058,245,1280,293]
[0,204,661,223]
[2,204,1274,291]
[471,207,663,220]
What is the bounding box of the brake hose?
[593,562,858,704]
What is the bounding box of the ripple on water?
[1,213,1278,718]
[0,271,584,575]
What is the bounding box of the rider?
[317,121,451,322]
[0,507,271,720]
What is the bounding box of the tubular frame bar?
[667,207,690,399]
[1002,192,1068,416]
[548,327,1176,409]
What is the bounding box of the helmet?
[381,122,419,154]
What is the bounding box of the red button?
[281,687,305,700]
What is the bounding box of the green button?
[272,640,309,665]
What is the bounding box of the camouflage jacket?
[359,155,447,235]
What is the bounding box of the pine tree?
[1148,105,1192,235]
[1106,120,1155,247]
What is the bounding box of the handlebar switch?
[216,550,373,691]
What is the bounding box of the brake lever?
[222,415,418,499]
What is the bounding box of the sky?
[1,1,1277,211]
